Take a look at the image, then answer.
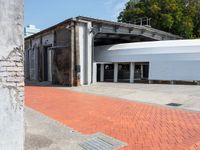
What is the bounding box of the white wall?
[78,21,93,85]
[78,23,87,85]
[94,39,200,81]
[150,61,200,81]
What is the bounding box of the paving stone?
[25,86,200,150]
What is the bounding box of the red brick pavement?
[25,86,200,150]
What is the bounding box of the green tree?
[118,0,200,38]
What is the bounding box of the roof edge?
[25,16,182,40]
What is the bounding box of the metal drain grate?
[166,103,182,107]
[79,133,127,150]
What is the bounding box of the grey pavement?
[60,82,200,112]
[25,107,126,150]
[25,107,86,150]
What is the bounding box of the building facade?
[25,16,182,86]
[94,40,200,85]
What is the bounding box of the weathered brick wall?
[0,47,24,104]
[0,46,24,150]
[0,0,24,149]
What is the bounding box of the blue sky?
[25,0,129,30]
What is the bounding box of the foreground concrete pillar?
[100,64,104,82]
[114,63,118,82]
[130,62,135,83]
[0,0,24,150]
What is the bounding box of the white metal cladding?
[150,61,200,80]
[94,39,200,81]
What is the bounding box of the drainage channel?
[166,103,182,107]
[79,133,127,150]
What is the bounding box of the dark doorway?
[43,47,48,81]
[134,62,149,81]
[97,64,101,82]
[143,64,149,79]
[118,63,130,82]
[104,64,114,82]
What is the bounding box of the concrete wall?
[78,23,88,85]
[52,28,72,85]
[0,0,24,149]
[94,39,200,81]
[25,27,73,85]
[78,22,93,85]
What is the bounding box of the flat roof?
[97,39,200,50]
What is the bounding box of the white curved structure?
[94,39,200,83]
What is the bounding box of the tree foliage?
[118,0,200,38]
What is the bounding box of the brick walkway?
[25,86,200,150]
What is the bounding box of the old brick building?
[25,16,181,86]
